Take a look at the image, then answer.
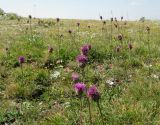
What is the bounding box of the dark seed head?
[117,34,123,41]
[28,15,32,19]
[128,43,133,50]
[68,30,72,34]
[116,46,121,52]
[100,16,103,20]
[111,18,113,22]
[48,47,53,53]
[77,22,80,27]
[56,18,60,23]
[146,26,150,33]
[114,17,117,22]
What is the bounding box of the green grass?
[0,17,160,125]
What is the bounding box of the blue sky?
[0,0,159,20]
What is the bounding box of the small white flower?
[106,79,115,86]
[151,74,159,79]
[63,102,70,108]
[50,71,60,79]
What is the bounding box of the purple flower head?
[19,56,25,64]
[81,44,91,56]
[117,34,123,41]
[87,85,100,101]
[74,82,86,95]
[71,72,79,81]
[128,43,133,50]
[76,55,88,67]
[48,47,53,53]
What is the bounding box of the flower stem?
[147,31,151,76]
[97,101,105,125]
[80,97,83,125]
[110,21,113,42]
[29,18,32,38]
[87,97,92,125]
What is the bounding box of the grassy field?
[0,17,160,125]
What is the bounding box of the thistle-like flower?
[117,34,123,41]
[19,56,25,64]
[76,55,88,67]
[74,82,86,96]
[81,44,91,56]
[87,85,100,102]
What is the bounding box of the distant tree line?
[0,8,21,20]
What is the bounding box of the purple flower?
[76,55,88,67]
[128,43,133,50]
[19,56,25,64]
[81,44,91,56]
[71,72,79,81]
[87,85,100,101]
[74,82,86,95]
